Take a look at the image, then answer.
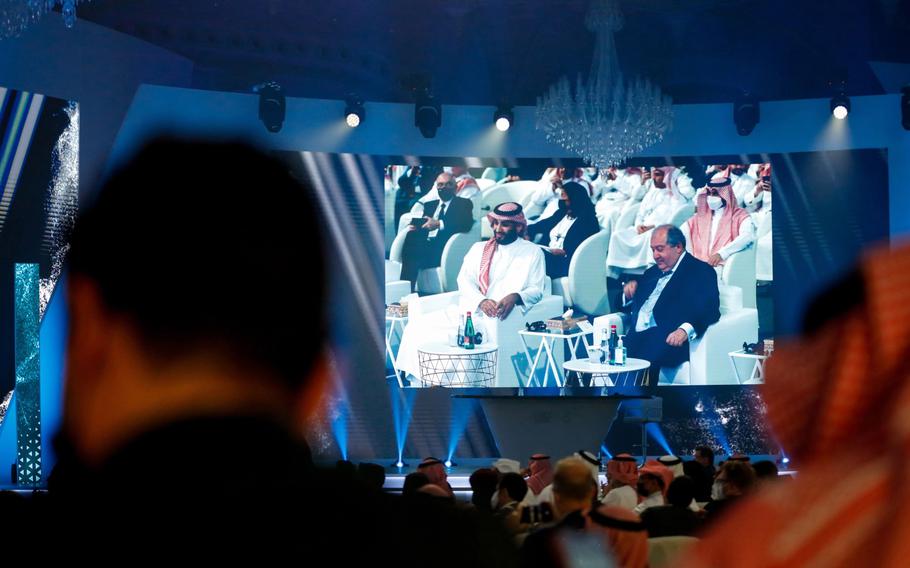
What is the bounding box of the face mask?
[707,196,724,210]
[711,480,725,501]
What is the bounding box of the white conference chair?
[550,230,612,316]
[389,222,481,295]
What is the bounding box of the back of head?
[402,472,430,496]
[553,457,598,502]
[720,461,757,494]
[498,472,529,504]
[666,475,696,508]
[68,137,327,389]
[358,462,386,491]
[752,460,779,480]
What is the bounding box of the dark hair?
[469,468,499,511]
[666,476,695,508]
[358,462,387,490]
[498,472,528,503]
[656,224,686,249]
[752,460,779,480]
[559,181,596,221]
[67,137,326,389]
[719,461,757,492]
[402,472,430,496]
[695,446,715,463]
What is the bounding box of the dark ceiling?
[77,0,910,106]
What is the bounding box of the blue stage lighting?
[782,457,790,465]
[444,460,453,468]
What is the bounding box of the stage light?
[415,90,441,138]
[830,92,850,120]
[394,460,405,468]
[255,82,285,133]
[494,105,513,132]
[782,457,790,465]
[901,86,910,131]
[733,92,759,136]
[444,460,453,468]
[344,96,365,128]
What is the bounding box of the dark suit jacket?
[527,211,600,263]
[624,253,720,367]
[421,196,474,243]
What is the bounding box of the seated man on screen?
[681,174,755,282]
[395,202,546,382]
[621,225,720,376]
[399,172,474,288]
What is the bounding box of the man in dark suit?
[399,171,474,289]
[621,224,720,376]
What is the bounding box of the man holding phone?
[399,172,474,289]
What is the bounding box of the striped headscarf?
[683,243,910,567]
[479,202,527,295]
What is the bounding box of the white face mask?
[711,480,725,501]
[707,195,724,211]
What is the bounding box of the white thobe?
[601,484,638,510]
[595,173,645,229]
[632,491,665,515]
[681,209,756,281]
[744,190,773,281]
[395,238,546,381]
[731,172,757,207]
[606,185,687,272]
[525,180,560,220]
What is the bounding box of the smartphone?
[410,217,424,227]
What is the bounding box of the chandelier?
[535,0,673,168]
[1,0,89,40]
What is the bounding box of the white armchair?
[388,222,481,295]
[721,243,757,309]
[385,260,410,305]
[551,230,612,316]
[479,181,541,239]
[591,285,757,385]
[407,286,565,387]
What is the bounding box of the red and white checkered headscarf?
[479,202,527,295]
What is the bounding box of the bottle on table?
[615,335,626,366]
[599,329,608,364]
[464,312,475,350]
[457,314,465,347]
[608,324,618,364]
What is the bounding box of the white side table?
[562,357,651,387]
[728,349,769,384]
[518,329,594,388]
[417,342,498,387]
[386,315,408,387]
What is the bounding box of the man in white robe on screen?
[743,163,773,281]
[525,168,565,220]
[595,167,646,229]
[681,174,755,283]
[395,202,546,385]
[606,166,694,275]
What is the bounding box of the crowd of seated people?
[335,447,783,568]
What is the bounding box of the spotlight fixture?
[782,457,790,465]
[830,92,850,120]
[901,86,910,131]
[415,90,442,138]
[494,104,513,131]
[344,96,365,128]
[733,92,759,136]
[255,81,285,133]
[444,459,456,468]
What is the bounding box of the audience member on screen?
[526,181,600,279]
[399,171,474,289]
[525,167,566,220]
[620,225,720,377]
[594,166,646,229]
[607,166,695,274]
[682,173,755,280]
[394,165,423,226]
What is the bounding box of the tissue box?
[386,303,408,318]
[545,316,586,333]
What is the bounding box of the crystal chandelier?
[535,0,673,168]
[1,0,90,40]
